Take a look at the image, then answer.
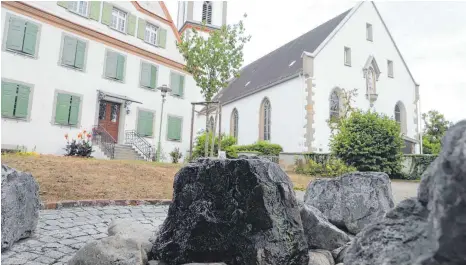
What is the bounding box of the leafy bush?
[169,147,183,163]
[295,157,357,177]
[192,132,237,159]
[64,131,94,158]
[234,141,283,156]
[401,154,437,180]
[330,110,404,176]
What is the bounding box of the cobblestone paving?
[2,205,168,265]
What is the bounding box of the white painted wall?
[219,77,306,152]
[312,2,419,153]
[138,1,167,20]
[1,5,204,162]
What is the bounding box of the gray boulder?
[108,219,154,253]
[1,165,40,251]
[68,235,147,265]
[300,204,350,250]
[345,120,466,265]
[308,249,335,265]
[304,171,394,234]
[151,158,308,265]
[331,242,351,264]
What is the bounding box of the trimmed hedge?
[233,141,283,156]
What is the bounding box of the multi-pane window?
[330,90,340,120]
[104,50,126,81]
[366,23,373,41]
[140,62,158,89]
[54,93,81,126]
[1,81,31,119]
[170,72,185,97]
[344,47,351,66]
[167,116,182,141]
[144,23,158,45]
[231,109,239,140]
[61,35,87,69]
[5,16,39,56]
[202,1,212,24]
[394,104,401,125]
[387,60,394,78]
[262,99,271,141]
[111,8,127,33]
[137,110,154,137]
[394,102,407,134]
[69,1,89,17]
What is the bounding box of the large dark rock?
[304,172,394,234]
[150,158,308,265]
[345,120,466,265]
[1,165,40,251]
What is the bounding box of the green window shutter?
[1,82,17,117]
[140,62,151,88]
[89,1,101,21]
[127,14,136,36]
[145,112,154,136]
[150,65,157,89]
[157,28,167,48]
[116,54,125,80]
[6,17,26,51]
[101,2,113,25]
[68,96,80,125]
[170,72,180,95]
[137,18,146,40]
[74,40,86,69]
[57,1,69,8]
[167,116,181,141]
[14,85,31,118]
[22,22,39,55]
[105,51,118,78]
[137,111,145,135]
[62,36,77,66]
[55,93,71,125]
[178,75,185,97]
[167,116,174,140]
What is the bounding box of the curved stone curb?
[41,199,172,209]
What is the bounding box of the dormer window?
[366,23,373,41]
[202,1,212,24]
[69,1,89,17]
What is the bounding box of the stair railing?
[91,125,116,159]
[124,130,153,161]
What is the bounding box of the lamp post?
[156,84,171,162]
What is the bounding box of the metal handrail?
[124,130,153,161]
[92,125,116,159]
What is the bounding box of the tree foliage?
[421,110,452,154]
[177,16,251,101]
[330,110,404,175]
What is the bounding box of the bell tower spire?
[177,1,228,36]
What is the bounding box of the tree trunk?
[210,108,218,157]
[204,103,209,157]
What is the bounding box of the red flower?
[64,133,68,140]
[87,133,92,139]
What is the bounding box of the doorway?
[98,101,121,141]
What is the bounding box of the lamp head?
[157,84,172,97]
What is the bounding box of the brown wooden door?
[98,101,120,142]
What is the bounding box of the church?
[205,1,421,155]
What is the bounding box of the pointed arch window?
[330,90,341,120]
[259,98,271,141]
[202,1,212,24]
[230,108,239,140]
[394,101,407,134]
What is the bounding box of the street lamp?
[156,84,171,162]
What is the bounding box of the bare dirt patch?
[1,154,181,202]
[288,172,315,191]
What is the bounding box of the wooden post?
[210,107,218,157]
[189,103,195,161]
[218,103,222,152]
[204,103,209,157]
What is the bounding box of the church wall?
[312,2,419,153]
[219,77,306,152]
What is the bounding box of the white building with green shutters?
[1,1,225,161]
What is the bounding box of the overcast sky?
[165,1,466,123]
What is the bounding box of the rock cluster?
[1,164,40,251]
[345,120,466,265]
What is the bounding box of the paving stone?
[74,235,94,242]
[3,257,27,265]
[34,255,56,264]
[91,233,107,240]
[61,238,80,246]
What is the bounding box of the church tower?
[177,1,228,37]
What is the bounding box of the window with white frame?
[145,23,158,45]
[111,7,127,33]
[388,60,394,78]
[69,1,89,17]
[366,23,373,41]
[344,47,351,66]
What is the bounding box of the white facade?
[214,1,420,154]
[1,1,204,161]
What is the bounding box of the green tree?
[330,110,404,176]
[422,110,452,154]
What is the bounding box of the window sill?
[2,116,28,122]
[170,93,184,99]
[69,10,90,19]
[367,39,373,42]
[167,138,182,142]
[61,63,85,72]
[104,76,125,83]
[52,122,79,128]
[143,40,159,48]
[5,48,36,59]
[344,63,351,67]
[388,75,394,78]
[140,85,157,91]
[109,26,127,35]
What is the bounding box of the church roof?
[215,8,351,105]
